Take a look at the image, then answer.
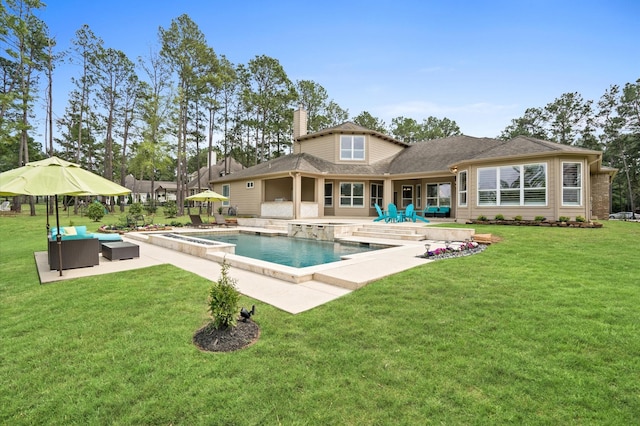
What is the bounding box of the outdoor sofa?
[48,226,122,270]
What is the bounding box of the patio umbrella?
[0,156,131,276]
[185,190,229,219]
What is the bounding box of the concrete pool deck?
[35,219,467,314]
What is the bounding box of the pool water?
[193,233,380,268]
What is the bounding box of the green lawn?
[1,207,639,424]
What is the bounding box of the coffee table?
[102,241,139,261]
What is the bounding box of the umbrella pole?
[46,195,50,236]
[55,194,63,276]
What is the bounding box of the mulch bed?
[193,320,260,353]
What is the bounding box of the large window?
[222,184,230,206]
[401,185,413,208]
[478,163,546,206]
[324,182,333,207]
[340,182,364,207]
[458,171,468,207]
[562,162,582,206]
[426,183,451,207]
[340,135,365,160]
[370,183,383,207]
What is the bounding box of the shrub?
[513,215,523,221]
[576,215,586,222]
[208,259,240,329]
[494,214,505,220]
[163,200,178,218]
[86,202,105,222]
[477,215,488,221]
[534,215,546,222]
[558,216,570,222]
[129,202,143,216]
[144,202,157,215]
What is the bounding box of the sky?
[34,0,640,142]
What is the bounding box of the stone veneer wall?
[591,172,611,220]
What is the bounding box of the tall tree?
[244,55,296,163]
[294,80,348,132]
[420,116,461,140]
[137,48,172,207]
[544,92,594,146]
[599,80,640,214]
[217,56,239,175]
[159,14,212,214]
[498,107,549,140]
[389,116,421,143]
[69,24,102,163]
[93,47,136,187]
[352,111,386,133]
[2,0,48,214]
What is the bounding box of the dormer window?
[340,135,365,160]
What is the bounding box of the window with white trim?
[477,163,546,206]
[401,185,413,208]
[426,183,451,207]
[562,162,582,206]
[458,171,468,207]
[370,183,383,207]
[340,182,364,207]
[221,184,230,206]
[340,135,365,160]
[324,182,333,207]
[246,181,254,189]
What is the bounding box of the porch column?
[316,176,325,218]
[382,174,393,208]
[292,172,301,219]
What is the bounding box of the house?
[124,175,177,204]
[187,156,244,196]
[211,108,614,222]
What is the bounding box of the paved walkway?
[35,221,452,314]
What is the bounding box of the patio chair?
[373,203,389,222]
[189,214,216,228]
[214,213,237,227]
[387,203,403,223]
[404,204,430,223]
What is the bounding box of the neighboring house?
[187,156,244,196]
[124,157,244,206]
[124,175,178,204]
[211,108,615,222]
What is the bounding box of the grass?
[1,205,639,424]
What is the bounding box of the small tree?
[129,202,143,217]
[163,200,178,218]
[86,202,105,222]
[208,259,240,329]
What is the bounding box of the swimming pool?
[185,232,381,268]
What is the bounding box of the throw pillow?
[64,226,77,236]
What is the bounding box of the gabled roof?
[297,121,408,147]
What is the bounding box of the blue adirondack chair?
[405,204,430,223]
[373,203,388,222]
[387,203,402,222]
